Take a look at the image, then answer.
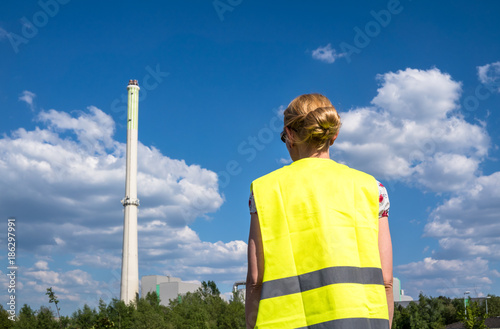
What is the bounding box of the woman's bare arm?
[379,216,394,328]
[246,212,264,329]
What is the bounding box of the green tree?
[458,301,487,329]
[486,295,500,317]
[35,306,59,329]
[87,299,115,329]
[221,291,245,329]
[90,317,115,329]
[200,280,221,296]
[441,300,458,325]
[167,291,212,328]
[427,295,447,328]
[132,292,167,329]
[105,298,136,329]
[15,304,37,329]
[407,300,428,329]
[45,287,63,329]
[0,304,14,328]
[71,304,98,329]
[164,281,233,328]
[392,303,411,329]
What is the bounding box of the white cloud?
[371,68,462,122]
[395,171,500,297]
[0,106,223,229]
[333,68,490,192]
[277,157,292,165]
[0,104,245,313]
[34,260,49,270]
[424,172,500,259]
[438,238,500,259]
[413,153,479,192]
[68,252,121,269]
[38,106,117,155]
[477,61,500,92]
[54,237,66,246]
[331,67,500,297]
[138,221,247,281]
[136,145,223,225]
[312,44,345,64]
[425,172,500,237]
[22,263,114,310]
[19,90,36,111]
[398,257,488,277]
[396,257,494,297]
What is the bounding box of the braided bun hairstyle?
[284,94,341,151]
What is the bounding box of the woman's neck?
[290,144,330,161]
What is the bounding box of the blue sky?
[1,0,500,315]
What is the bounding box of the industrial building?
[393,277,414,307]
[141,275,201,306]
[233,281,246,301]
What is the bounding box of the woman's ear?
[330,131,339,146]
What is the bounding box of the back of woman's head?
[284,93,341,151]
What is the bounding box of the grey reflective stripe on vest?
[260,266,384,300]
[296,318,390,329]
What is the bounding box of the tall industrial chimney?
[120,79,140,304]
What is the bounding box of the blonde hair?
[284,93,341,151]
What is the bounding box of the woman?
[246,94,393,329]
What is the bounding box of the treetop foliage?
[0,281,245,329]
[1,286,499,328]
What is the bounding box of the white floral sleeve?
[249,191,257,214]
[377,181,390,218]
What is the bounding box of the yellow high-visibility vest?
[251,158,389,329]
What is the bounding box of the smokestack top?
[128,79,139,86]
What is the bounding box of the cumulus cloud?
[22,264,110,311]
[138,221,247,284]
[371,68,462,122]
[312,44,345,64]
[396,257,494,297]
[398,257,489,278]
[19,90,36,110]
[68,252,121,269]
[396,171,500,297]
[331,67,499,297]
[424,172,500,259]
[277,157,292,165]
[477,61,500,92]
[0,105,245,312]
[34,260,50,270]
[333,68,490,192]
[0,106,223,229]
[38,106,117,154]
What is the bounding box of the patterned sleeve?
[377,181,390,218]
[249,184,390,218]
[249,191,257,214]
